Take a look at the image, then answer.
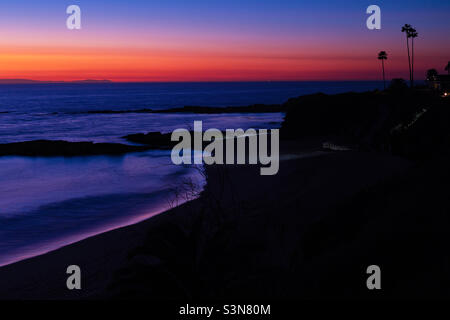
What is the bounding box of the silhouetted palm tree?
[445,61,450,75]
[409,28,418,87]
[401,24,412,86]
[378,51,388,89]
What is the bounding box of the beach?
[0,139,410,299]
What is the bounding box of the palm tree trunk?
[382,59,386,90]
[411,38,415,87]
[406,36,412,87]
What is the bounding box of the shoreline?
[0,186,204,299]
[0,139,323,268]
[0,139,410,299]
[0,204,170,268]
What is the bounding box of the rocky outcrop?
[0,140,149,157]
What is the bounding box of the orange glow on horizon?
[0,44,418,82]
[0,30,446,82]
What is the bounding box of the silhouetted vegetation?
[401,24,413,86]
[281,89,449,161]
[427,69,438,80]
[401,24,418,87]
[409,28,418,87]
[378,51,388,89]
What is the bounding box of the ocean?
[0,81,383,266]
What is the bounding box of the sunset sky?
[0,0,448,81]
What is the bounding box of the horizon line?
[0,78,419,84]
